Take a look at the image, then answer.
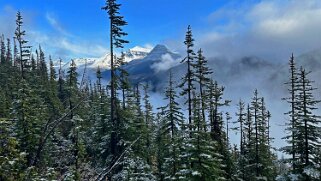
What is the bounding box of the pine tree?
[184,92,221,180]
[11,79,49,168]
[247,90,277,180]
[282,53,300,173]
[38,45,49,82]
[66,59,82,180]
[49,56,56,82]
[295,67,321,180]
[194,49,212,131]
[159,71,185,180]
[0,118,27,180]
[250,89,261,178]
[6,38,12,63]
[243,104,256,180]
[179,25,196,133]
[58,58,67,105]
[14,11,31,79]
[115,52,130,109]
[102,0,129,158]
[208,80,230,142]
[0,34,5,63]
[143,83,154,165]
[13,37,18,67]
[234,100,247,180]
[155,109,166,180]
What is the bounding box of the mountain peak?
[142,44,174,60]
[130,46,152,53]
[150,44,169,53]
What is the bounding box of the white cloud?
[196,0,321,62]
[151,53,180,73]
[58,38,108,57]
[45,12,72,37]
[0,7,108,60]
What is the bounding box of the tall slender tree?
[6,38,12,63]
[0,34,5,63]
[282,53,299,172]
[179,25,196,133]
[234,100,246,180]
[208,80,230,142]
[14,11,31,79]
[295,67,321,180]
[194,48,212,131]
[102,0,129,158]
[159,71,185,180]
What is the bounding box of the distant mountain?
[122,44,180,84]
[55,44,321,98]
[52,45,152,82]
[76,45,152,69]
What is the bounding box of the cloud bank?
[193,0,321,62]
[151,53,180,73]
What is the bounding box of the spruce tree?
[295,67,321,180]
[234,100,247,180]
[194,48,212,131]
[159,71,185,180]
[185,92,221,180]
[6,38,12,63]
[247,90,277,180]
[243,104,256,180]
[208,79,230,142]
[0,34,5,63]
[102,0,129,158]
[115,52,130,109]
[282,53,300,173]
[179,25,196,133]
[143,83,154,165]
[14,11,31,79]
[250,89,261,178]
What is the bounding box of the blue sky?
[1,0,321,61]
[0,0,236,58]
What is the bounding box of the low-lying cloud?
[193,0,321,62]
[151,53,180,73]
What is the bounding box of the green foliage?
[0,6,312,181]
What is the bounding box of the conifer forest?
[1,0,321,181]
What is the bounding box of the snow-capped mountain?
[53,46,152,70]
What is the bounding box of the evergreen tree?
[243,104,256,180]
[102,0,129,158]
[295,67,321,180]
[11,79,49,168]
[143,83,154,165]
[282,54,300,173]
[234,100,247,180]
[14,11,31,79]
[185,92,221,180]
[247,90,277,180]
[208,80,230,142]
[0,34,5,63]
[115,52,130,109]
[194,48,212,131]
[250,89,261,178]
[0,118,27,180]
[179,25,196,133]
[159,72,185,180]
[6,38,12,63]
